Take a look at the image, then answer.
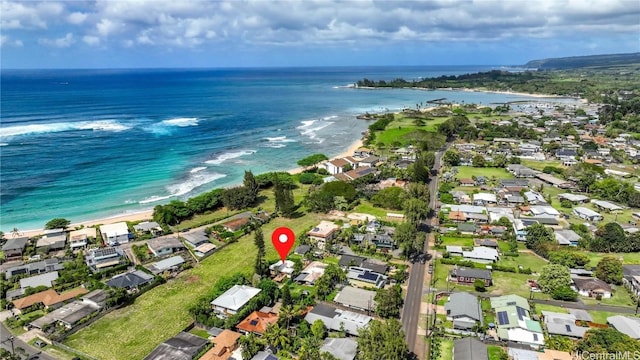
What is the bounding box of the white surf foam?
[161,117,199,127]
[204,149,257,165]
[0,120,131,138]
[0,143,8,146]
[190,166,207,174]
[139,171,227,204]
[261,143,287,149]
[296,120,317,129]
[264,136,296,143]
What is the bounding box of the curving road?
[0,322,56,360]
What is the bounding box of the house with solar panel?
[490,294,544,348]
[85,247,125,272]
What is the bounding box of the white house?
[307,221,340,250]
[324,158,349,175]
[473,193,497,205]
[69,228,95,250]
[573,207,603,222]
[211,285,261,318]
[462,247,500,263]
[100,222,131,246]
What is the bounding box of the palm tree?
[298,336,322,360]
[11,227,21,238]
[278,305,296,329]
[264,323,290,350]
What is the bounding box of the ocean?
[0,66,565,231]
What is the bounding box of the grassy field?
[532,303,567,315]
[65,214,322,360]
[497,252,548,271]
[353,200,402,220]
[521,159,563,172]
[374,114,449,146]
[583,252,640,266]
[437,338,454,360]
[487,345,506,360]
[587,310,640,324]
[582,287,637,307]
[455,166,513,180]
[440,236,474,247]
[490,272,550,300]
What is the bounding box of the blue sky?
[2,0,639,69]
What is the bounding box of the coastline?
[15,137,365,239]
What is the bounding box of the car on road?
[34,339,46,348]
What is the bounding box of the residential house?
[324,158,350,175]
[20,271,59,289]
[105,270,154,291]
[144,332,209,360]
[500,179,530,188]
[449,268,492,286]
[2,237,28,259]
[346,267,387,288]
[363,233,395,249]
[211,285,262,318]
[5,258,63,279]
[446,246,464,257]
[342,167,376,181]
[294,261,327,285]
[453,338,488,360]
[100,222,131,246]
[491,294,544,348]
[452,191,472,204]
[147,237,185,257]
[268,260,295,279]
[81,289,108,308]
[85,247,123,272]
[12,287,89,311]
[294,244,311,256]
[338,255,388,274]
[507,165,537,178]
[30,300,100,331]
[474,239,498,248]
[541,311,588,339]
[573,207,603,222]
[36,228,66,252]
[221,217,251,232]
[358,156,380,168]
[535,173,573,188]
[554,229,581,246]
[182,230,210,248]
[199,329,242,360]
[572,277,612,298]
[236,310,278,336]
[524,191,546,205]
[304,303,372,336]
[320,338,358,360]
[146,255,186,275]
[458,223,478,235]
[334,286,377,313]
[194,243,217,257]
[558,193,590,204]
[251,351,279,360]
[448,211,467,222]
[462,247,499,264]
[530,206,560,218]
[622,265,640,297]
[444,292,483,330]
[459,178,475,187]
[591,199,624,212]
[133,221,163,236]
[466,213,489,223]
[307,221,340,250]
[606,316,640,339]
[473,193,497,206]
[69,228,95,250]
[354,147,374,158]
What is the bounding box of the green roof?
[525,319,542,333]
[490,294,529,310]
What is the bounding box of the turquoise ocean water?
[0,66,560,231]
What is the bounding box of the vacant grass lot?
[440,236,474,247]
[455,166,514,180]
[65,214,322,360]
[353,200,402,220]
[375,114,449,146]
[497,252,548,271]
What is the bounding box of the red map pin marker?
[272,227,295,262]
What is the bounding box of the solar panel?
[250,320,258,326]
[516,307,527,321]
[507,301,516,306]
[497,311,509,325]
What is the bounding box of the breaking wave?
[0,120,131,138]
[204,149,257,165]
[139,171,227,204]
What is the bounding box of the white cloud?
[1,1,63,29]
[38,33,75,48]
[82,35,100,46]
[67,12,88,25]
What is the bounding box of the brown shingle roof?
[329,158,349,168]
[199,330,242,360]
[13,287,89,310]
[448,211,467,221]
[221,217,250,232]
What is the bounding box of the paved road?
[0,322,56,360]
[402,149,443,359]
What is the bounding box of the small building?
[572,277,612,298]
[459,178,475,187]
[100,222,131,246]
[294,261,327,285]
[144,332,209,360]
[333,286,377,313]
[462,247,499,263]
[146,255,186,275]
[346,267,387,288]
[449,268,492,286]
[194,243,216,257]
[147,237,185,257]
[591,199,624,212]
[446,246,463,257]
[534,173,573,188]
[304,303,372,336]
[2,237,28,259]
[558,193,590,204]
[473,193,497,205]
[541,311,588,339]
[106,270,154,291]
[12,287,89,311]
[474,239,498,248]
[307,221,340,250]
[606,316,640,339]
[36,229,66,252]
[182,230,210,248]
[199,329,242,360]
[554,229,581,246]
[320,338,358,360]
[445,292,483,330]
[5,258,63,279]
[69,228,96,250]
[235,310,278,336]
[458,222,478,234]
[30,300,100,330]
[573,207,603,222]
[133,221,163,236]
[623,265,640,298]
[82,289,108,308]
[358,156,380,168]
[453,338,487,360]
[324,158,350,175]
[221,217,251,232]
[448,211,467,222]
[294,244,311,256]
[268,260,295,279]
[211,285,262,318]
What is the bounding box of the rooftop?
[211,285,262,311]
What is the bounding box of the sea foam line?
[139,172,227,204]
[204,149,257,165]
[0,120,131,138]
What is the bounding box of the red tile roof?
[235,311,278,335]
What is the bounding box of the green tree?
[411,154,430,183]
[406,182,430,201]
[538,264,572,294]
[403,198,429,224]
[577,328,640,353]
[254,227,268,276]
[357,319,409,360]
[45,218,70,229]
[394,222,418,258]
[221,186,254,210]
[297,153,329,168]
[371,187,407,210]
[274,175,296,217]
[311,319,327,340]
[472,154,486,167]
[281,283,292,307]
[304,190,334,213]
[595,256,623,284]
[264,323,290,350]
[492,153,507,168]
[525,223,554,257]
[299,336,322,360]
[474,279,486,292]
[552,285,578,301]
[443,149,460,166]
[546,335,576,352]
[244,170,259,200]
[375,285,403,318]
[592,223,627,252]
[238,333,264,359]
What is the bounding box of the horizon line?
[0,64,527,71]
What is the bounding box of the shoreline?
[13,138,366,239]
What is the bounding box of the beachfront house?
[100,222,131,246]
[324,158,349,175]
[2,237,29,259]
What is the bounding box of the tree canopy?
[45,218,70,229]
[297,153,329,168]
[538,264,572,294]
[595,256,623,285]
[357,319,409,360]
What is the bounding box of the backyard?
[455,166,514,180]
[64,214,322,360]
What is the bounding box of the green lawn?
[440,236,474,247]
[533,303,567,315]
[65,214,322,360]
[353,200,401,220]
[521,159,563,172]
[374,114,449,146]
[455,166,513,180]
[583,251,640,267]
[437,339,454,360]
[189,327,210,339]
[487,345,506,360]
[582,287,637,307]
[497,252,548,271]
[490,271,550,300]
[587,310,640,324]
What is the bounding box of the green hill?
[525,53,640,70]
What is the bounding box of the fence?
[51,341,100,360]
